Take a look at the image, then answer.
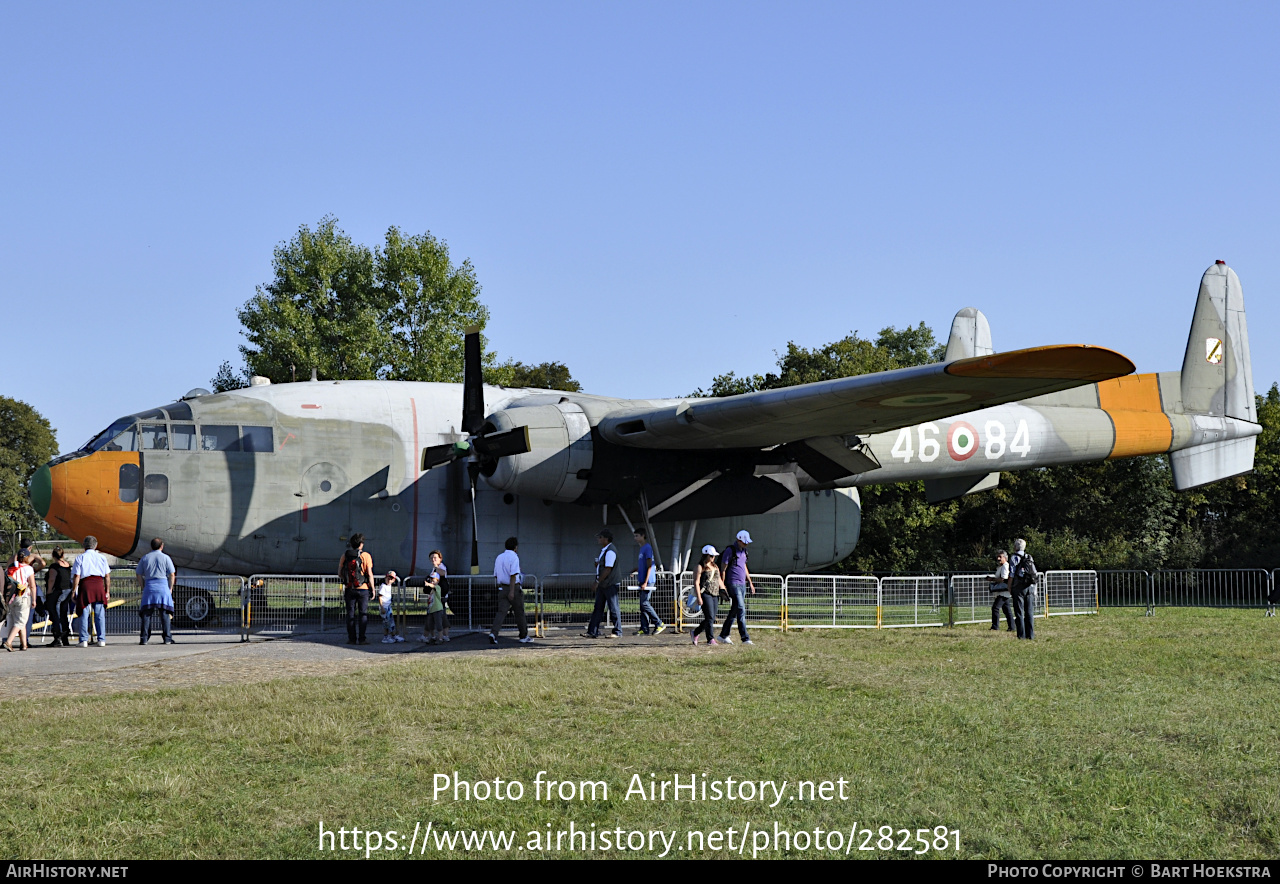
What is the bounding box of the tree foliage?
[0,397,58,543]
[695,324,945,397]
[489,361,582,392]
[222,218,537,388]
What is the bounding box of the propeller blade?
[468,461,481,575]
[422,440,471,471]
[462,326,485,436]
[472,425,531,460]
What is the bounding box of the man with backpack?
[1008,538,1038,640]
[339,534,375,645]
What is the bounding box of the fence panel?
[1096,571,1152,609]
[743,574,785,630]
[783,575,878,628]
[950,574,994,626]
[1152,569,1271,609]
[1042,570,1098,616]
[243,574,335,635]
[879,577,947,628]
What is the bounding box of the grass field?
[2,609,1277,859]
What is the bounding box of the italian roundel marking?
[947,421,979,461]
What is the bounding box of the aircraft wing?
[597,345,1135,451]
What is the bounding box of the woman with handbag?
[690,545,723,646]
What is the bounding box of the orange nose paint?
[44,452,141,557]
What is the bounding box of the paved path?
[0,627,707,700]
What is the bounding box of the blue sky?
[4,1,1278,453]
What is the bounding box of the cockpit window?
[102,424,137,452]
[170,424,197,451]
[139,424,168,450]
[200,425,241,452]
[81,417,136,453]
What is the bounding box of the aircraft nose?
[36,452,141,557]
[30,464,52,519]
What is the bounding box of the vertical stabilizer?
[1181,262,1255,422]
[1170,262,1259,490]
[944,308,994,361]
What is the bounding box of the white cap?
[701,544,718,555]
[736,530,753,544]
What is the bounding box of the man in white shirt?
[72,536,113,647]
[491,537,532,645]
[583,529,622,639]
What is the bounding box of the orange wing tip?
[945,345,1135,381]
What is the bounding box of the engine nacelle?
[483,402,593,502]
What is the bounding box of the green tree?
[490,361,582,392]
[0,397,58,545]
[694,324,945,397]
[237,217,383,384]
[378,227,492,383]
[210,360,247,392]
[231,218,530,386]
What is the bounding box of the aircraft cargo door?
[298,462,352,571]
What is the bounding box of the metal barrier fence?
[1152,569,1271,609]
[950,574,998,626]
[784,575,879,629]
[17,567,1273,643]
[1097,569,1276,613]
[1042,570,1098,616]
[1098,570,1153,611]
[22,571,245,641]
[241,574,542,638]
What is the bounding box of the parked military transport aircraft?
[30,263,1258,625]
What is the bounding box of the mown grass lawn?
[2,609,1277,859]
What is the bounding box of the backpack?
[4,564,24,605]
[342,551,365,590]
[1012,552,1038,589]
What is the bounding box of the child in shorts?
[378,571,403,643]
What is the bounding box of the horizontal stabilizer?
[924,471,1000,504]
[1170,437,1255,491]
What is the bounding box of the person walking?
[44,547,74,647]
[690,545,722,646]
[717,530,756,645]
[583,530,622,638]
[633,528,665,636]
[987,550,1015,632]
[136,538,177,645]
[339,534,375,645]
[72,536,112,648]
[1009,538,1038,640]
[4,551,39,651]
[490,537,532,645]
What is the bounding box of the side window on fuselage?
[200,425,241,452]
[170,424,197,451]
[139,424,168,450]
[240,426,274,452]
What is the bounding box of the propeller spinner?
[420,327,532,574]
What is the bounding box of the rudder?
[1180,261,1255,422]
